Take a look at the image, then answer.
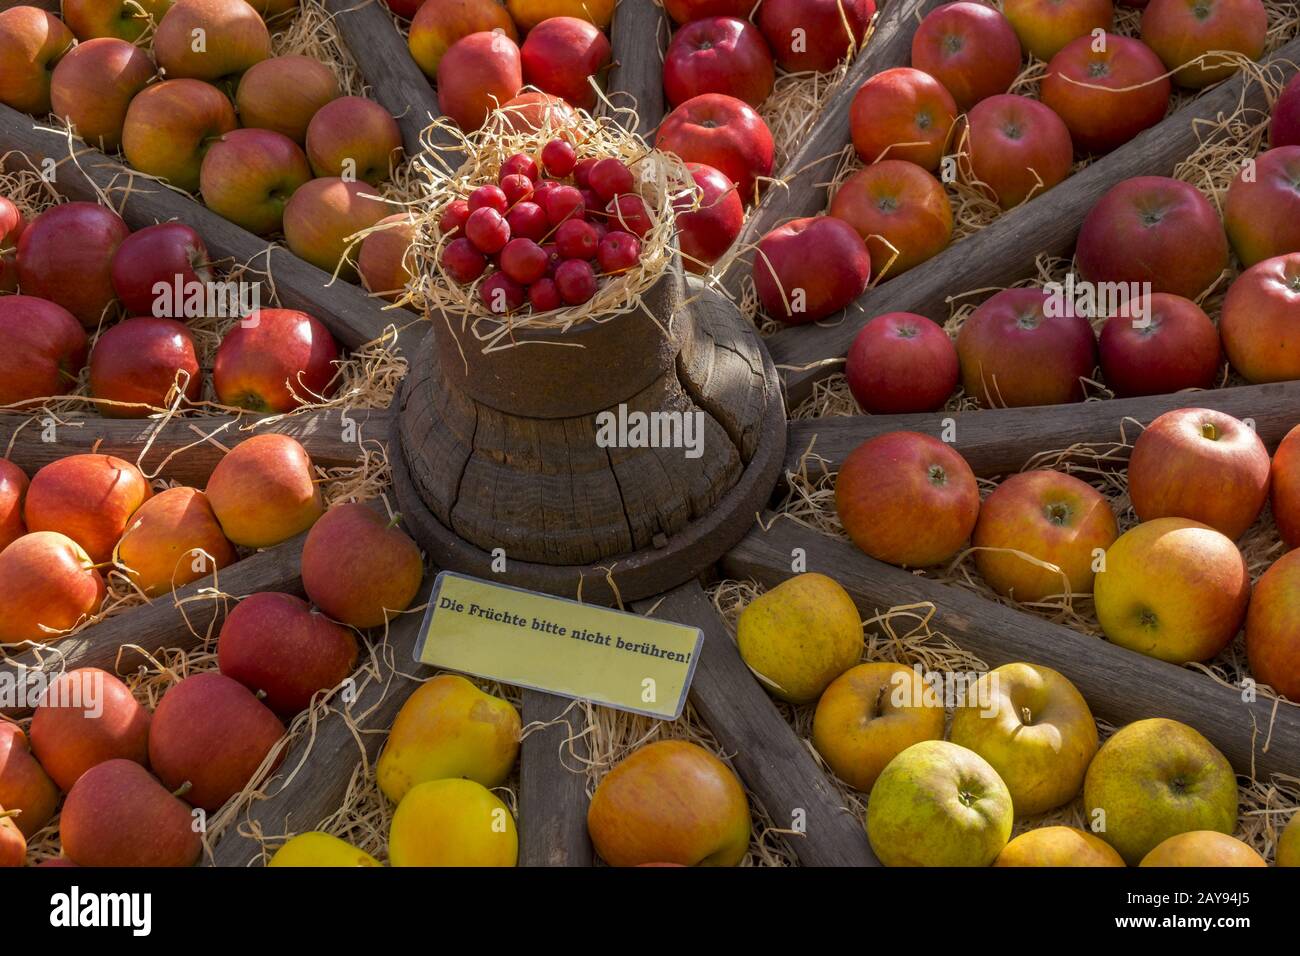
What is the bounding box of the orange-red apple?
[0,6,74,114]
[0,195,24,292]
[115,486,236,595]
[0,458,26,552]
[662,16,770,109]
[1003,0,1114,61]
[89,317,202,418]
[1224,146,1300,267]
[0,295,87,407]
[25,454,151,563]
[523,15,613,110]
[213,308,339,412]
[301,502,423,628]
[199,128,312,235]
[16,201,130,327]
[60,759,202,867]
[1273,424,1300,549]
[507,0,614,30]
[849,66,957,170]
[408,0,518,79]
[50,37,156,152]
[305,96,403,185]
[153,0,271,86]
[911,2,1022,110]
[282,177,390,280]
[966,93,1073,208]
[0,721,58,837]
[358,214,417,300]
[436,30,523,131]
[235,55,340,144]
[30,667,151,791]
[0,531,105,642]
[1220,252,1300,383]
[1141,0,1265,88]
[828,159,953,277]
[122,78,238,192]
[1245,547,1300,700]
[205,433,322,547]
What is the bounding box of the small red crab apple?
[465,206,511,254]
[499,238,549,285]
[753,217,871,325]
[588,158,635,202]
[597,232,641,273]
[555,258,598,304]
[480,272,525,313]
[499,173,534,207]
[541,138,577,177]
[542,185,586,226]
[441,237,487,284]
[529,277,562,311]
[556,219,599,259]
[507,201,549,242]
[607,195,653,238]
[501,152,539,181]
[440,199,470,236]
[845,312,958,414]
[573,157,599,188]
[469,184,508,214]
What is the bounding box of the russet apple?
[1220,252,1300,383]
[849,66,957,170]
[1224,146,1300,267]
[1129,408,1269,539]
[235,55,340,144]
[972,469,1118,602]
[153,0,271,87]
[111,222,213,319]
[966,93,1073,209]
[90,317,202,417]
[507,0,614,30]
[218,591,359,716]
[268,832,380,867]
[214,308,339,412]
[49,37,156,153]
[867,740,1013,866]
[656,93,775,204]
[0,295,87,407]
[1084,717,1237,865]
[1076,176,1228,299]
[0,458,26,552]
[1244,548,1300,701]
[587,740,750,867]
[663,16,772,109]
[16,201,130,327]
[122,78,238,192]
[1098,293,1221,397]
[836,431,980,567]
[846,312,958,414]
[300,502,423,628]
[390,777,518,866]
[950,663,1098,815]
[1273,424,1300,548]
[0,721,58,838]
[674,162,743,273]
[199,128,312,235]
[61,759,202,867]
[995,826,1126,866]
[0,195,24,292]
[149,671,284,811]
[30,667,151,791]
[115,486,236,595]
[1003,0,1114,61]
[1040,34,1170,154]
[735,572,862,704]
[812,662,945,792]
[1141,0,1265,88]
[1273,73,1300,147]
[758,0,876,73]
[359,214,417,300]
[205,433,323,548]
[305,96,403,185]
[282,176,390,280]
[911,2,1022,111]
[63,0,174,42]
[437,30,523,131]
[0,6,74,114]
[955,287,1097,407]
[522,15,613,110]
[25,454,152,564]
[752,215,870,324]
[828,160,953,276]
[1094,517,1249,662]
[0,531,105,642]
[1141,831,1265,866]
[377,674,521,802]
[408,0,517,78]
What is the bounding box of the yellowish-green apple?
[994,826,1125,866]
[811,662,944,792]
[63,0,174,42]
[1139,830,1266,867]
[866,739,1014,866]
[121,78,238,193]
[950,662,1098,816]
[1278,813,1299,866]
[153,0,271,87]
[1084,718,1238,865]
[377,674,521,803]
[1093,517,1250,663]
[305,96,403,185]
[972,469,1118,603]
[234,55,340,144]
[0,6,74,114]
[282,177,389,280]
[389,778,517,867]
[736,572,862,703]
[268,831,380,867]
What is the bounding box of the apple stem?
[387,512,403,530]
[172,781,193,800]
[0,808,21,821]
[1021,706,1033,725]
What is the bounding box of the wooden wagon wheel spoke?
[607,0,668,135]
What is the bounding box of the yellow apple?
[995,826,1126,866]
[506,0,615,31]
[1278,813,1299,866]
[389,778,517,867]
[268,831,380,867]
[1140,831,1266,867]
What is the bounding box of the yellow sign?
[415,572,703,720]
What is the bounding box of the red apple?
[1129,408,1270,540]
[0,531,105,642]
[282,177,390,280]
[0,296,88,407]
[49,37,156,152]
[408,0,518,79]
[663,16,774,109]
[235,55,340,145]
[306,96,404,185]
[385,0,428,19]
[1223,146,1300,267]
[835,431,980,567]
[218,591,359,716]
[521,15,612,110]
[59,759,201,868]
[359,214,417,301]
[111,223,213,319]
[437,30,523,131]
[911,2,1022,111]
[1245,548,1300,699]
[0,458,26,552]
[0,6,74,114]
[753,216,870,324]
[1271,424,1300,549]
[1272,73,1300,147]
[16,201,130,327]
[1075,176,1228,300]
[30,668,151,791]
[955,287,1097,407]
[1141,0,1265,88]
[1219,252,1300,383]
[63,0,174,42]
[213,308,340,412]
[89,317,202,418]
[828,159,953,277]
[849,67,957,171]
[1003,0,1114,61]
[758,0,876,73]
[1098,293,1220,397]
[0,196,24,293]
[498,90,578,132]
[966,93,1073,209]
[1040,34,1170,155]
[656,93,775,203]
[199,128,312,236]
[674,162,743,272]
[153,0,271,86]
[846,312,958,413]
[25,454,152,564]
[663,0,753,23]
[121,78,239,192]
[0,719,57,838]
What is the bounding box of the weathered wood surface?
[635,581,878,866]
[0,407,390,486]
[519,690,593,866]
[785,380,1300,478]
[607,0,668,137]
[768,34,1300,406]
[718,0,944,299]
[0,104,419,353]
[723,519,1300,782]
[207,579,435,867]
